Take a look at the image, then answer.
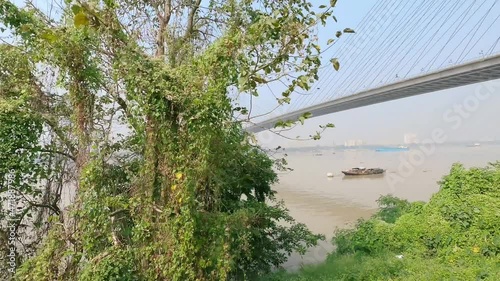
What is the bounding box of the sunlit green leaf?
[274,120,284,128]
[71,4,81,15]
[40,31,57,43]
[74,12,89,27]
[253,76,267,84]
[330,58,340,71]
[312,43,321,52]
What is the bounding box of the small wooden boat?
[342,167,385,176]
[466,143,480,147]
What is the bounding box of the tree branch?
[42,114,77,156]
[38,148,76,162]
[155,0,172,57]
[184,0,202,40]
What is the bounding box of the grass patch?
[262,252,405,281]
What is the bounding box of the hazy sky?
[256,81,500,148]
[3,0,498,148]
[251,0,500,148]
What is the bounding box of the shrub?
[264,162,500,280]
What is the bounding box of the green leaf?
[20,24,31,33]
[327,38,334,45]
[312,43,321,53]
[40,32,57,43]
[330,58,340,71]
[71,4,81,15]
[253,76,267,84]
[332,15,338,22]
[74,12,89,27]
[278,97,291,105]
[330,0,338,7]
[319,5,327,8]
[343,28,355,33]
[238,76,248,90]
[302,112,313,119]
[325,123,335,128]
[336,31,342,38]
[298,116,305,125]
[103,0,117,8]
[297,75,310,90]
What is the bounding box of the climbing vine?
[0,0,349,280]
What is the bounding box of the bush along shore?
[263,162,500,281]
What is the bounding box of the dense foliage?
[0,0,350,280]
[264,163,500,281]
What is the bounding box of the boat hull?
[342,168,385,176]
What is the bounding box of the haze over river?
[275,143,500,271]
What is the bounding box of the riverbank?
[263,162,500,280]
[272,145,500,270]
[274,186,376,271]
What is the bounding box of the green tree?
[0,0,348,279]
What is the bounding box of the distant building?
[344,139,364,147]
[404,133,418,144]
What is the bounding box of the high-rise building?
[404,133,418,144]
[344,139,365,147]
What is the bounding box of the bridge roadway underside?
[247,54,500,133]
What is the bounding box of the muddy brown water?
[274,144,500,270]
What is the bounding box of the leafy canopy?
[0,0,347,280]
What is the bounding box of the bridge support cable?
[296,0,407,109]
[343,0,444,97]
[317,0,420,103]
[373,1,453,86]
[288,0,391,113]
[247,0,500,132]
[456,1,499,63]
[428,0,493,70]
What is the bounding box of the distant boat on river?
[466,143,481,147]
[342,167,385,176]
[375,146,409,152]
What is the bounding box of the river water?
[274,143,500,271]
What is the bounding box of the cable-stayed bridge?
[246,0,500,133]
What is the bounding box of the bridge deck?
[247,53,500,133]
